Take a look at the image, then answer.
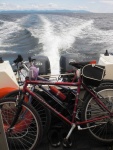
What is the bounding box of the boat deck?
[38,129,113,150]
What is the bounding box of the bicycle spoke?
[0,99,43,150]
[82,86,113,143]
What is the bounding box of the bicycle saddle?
[69,60,96,69]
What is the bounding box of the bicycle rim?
[0,98,42,150]
[83,86,113,143]
[4,89,51,136]
[32,91,51,135]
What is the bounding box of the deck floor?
[38,128,113,150]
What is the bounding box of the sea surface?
[0,12,113,74]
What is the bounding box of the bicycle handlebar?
[13,55,23,64]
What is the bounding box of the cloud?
[37,3,59,10]
[88,0,113,4]
[73,5,88,10]
[100,0,113,5]
[0,2,60,10]
[89,1,96,4]
[48,3,58,8]
[0,3,16,10]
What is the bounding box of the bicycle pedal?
[63,138,72,148]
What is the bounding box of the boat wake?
[0,13,113,73]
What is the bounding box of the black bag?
[82,64,105,87]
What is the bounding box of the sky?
[0,0,113,13]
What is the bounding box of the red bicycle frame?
[22,77,111,128]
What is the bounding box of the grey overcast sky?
[0,0,113,13]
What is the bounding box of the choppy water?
[0,12,113,74]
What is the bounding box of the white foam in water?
[0,14,108,74]
[1,14,113,75]
[36,16,60,74]
[0,50,16,54]
[0,20,23,47]
[0,15,32,56]
[29,15,94,74]
[75,21,113,52]
[88,27,113,51]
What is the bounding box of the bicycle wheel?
[32,90,51,135]
[4,89,51,136]
[0,98,43,150]
[81,85,113,143]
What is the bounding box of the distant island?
[0,9,91,14]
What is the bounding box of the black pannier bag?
[82,64,105,87]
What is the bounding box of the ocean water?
[0,12,113,74]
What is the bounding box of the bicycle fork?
[7,95,24,132]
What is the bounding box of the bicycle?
[1,59,113,150]
[7,55,51,136]
[8,55,113,129]
[0,97,43,150]
[6,54,91,136]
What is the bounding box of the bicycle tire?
[4,89,51,136]
[32,89,51,135]
[81,85,113,143]
[0,98,43,150]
